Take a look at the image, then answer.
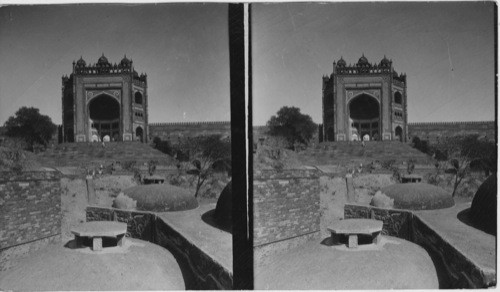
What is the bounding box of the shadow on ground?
[201,209,231,234]
[457,208,494,236]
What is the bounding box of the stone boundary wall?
[0,170,62,271]
[86,206,232,289]
[407,121,495,143]
[344,204,413,239]
[253,169,321,248]
[344,204,495,288]
[149,121,231,141]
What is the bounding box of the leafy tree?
[152,137,173,155]
[411,136,430,155]
[183,135,231,198]
[267,106,317,150]
[4,107,56,151]
[433,135,496,197]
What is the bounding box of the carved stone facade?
[322,55,408,142]
[61,54,148,143]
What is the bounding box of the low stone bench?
[401,174,423,183]
[143,175,165,185]
[328,219,383,248]
[71,221,127,251]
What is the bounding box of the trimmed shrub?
[380,183,454,210]
[123,184,198,212]
[370,190,394,209]
[112,192,137,210]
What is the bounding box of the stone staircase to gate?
[299,141,432,166]
[36,142,175,167]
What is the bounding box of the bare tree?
[183,135,231,198]
[433,135,496,197]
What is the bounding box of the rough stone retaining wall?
[253,169,321,263]
[0,170,62,271]
[86,206,232,289]
[344,204,412,238]
[344,204,495,288]
[253,169,321,247]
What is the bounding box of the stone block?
[373,232,382,245]
[348,234,358,248]
[92,237,102,251]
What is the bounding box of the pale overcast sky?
[0,3,496,127]
[0,4,229,125]
[252,2,496,125]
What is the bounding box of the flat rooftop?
[414,201,496,282]
[158,202,232,272]
[255,235,439,289]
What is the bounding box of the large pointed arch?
[88,94,121,141]
[347,93,381,141]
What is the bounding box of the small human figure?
[361,140,365,148]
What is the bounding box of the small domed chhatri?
[357,54,370,66]
[120,55,131,67]
[337,56,346,67]
[380,55,391,67]
[97,53,110,66]
[76,56,86,67]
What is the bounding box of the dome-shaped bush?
[123,184,198,212]
[380,183,454,210]
[112,192,137,210]
[370,190,394,209]
[214,181,232,230]
[470,175,496,235]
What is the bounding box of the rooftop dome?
[380,183,454,210]
[97,53,110,66]
[0,238,185,290]
[214,181,231,231]
[470,174,496,235]
[357,54,369,66]
[123,184,198,212]
[380,55,390,67]
[76,56,86,67]
[337,57,346,67]
[120,55,131,67]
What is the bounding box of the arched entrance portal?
[88,95,120,141]
[135,127,143,142]
[348,94,380,141]
[395,126,403,142]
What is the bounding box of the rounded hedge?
[214,181,232,229]
[123,184,198,212]
[380,183,454,210]
[470,175,496,235]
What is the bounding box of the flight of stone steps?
[36,142,175,167]
[299,141,432,166]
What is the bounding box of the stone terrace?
[36,142,174,167]
[299,141,431,166]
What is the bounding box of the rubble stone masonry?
[253,168,321,247]
[0,170,62,249]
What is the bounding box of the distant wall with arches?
[407,121,495,143]
[149,121,231,143]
